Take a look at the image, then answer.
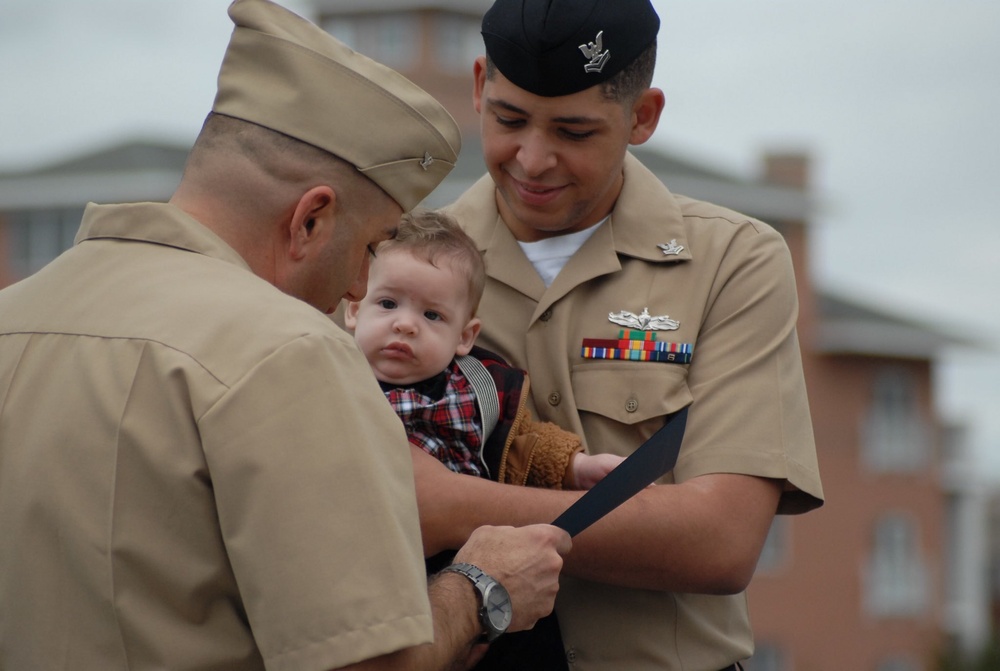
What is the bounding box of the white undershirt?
[517,217,608,287]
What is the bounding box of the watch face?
[483,582,512,633]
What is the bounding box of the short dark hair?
[598,41,657,104]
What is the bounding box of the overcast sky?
[2,1,999,476]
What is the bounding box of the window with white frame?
[434,14,483,73]
[4,207,82,279]
[876,655,922,671]
[372,14,418,69]
[319,14,417,68]
[747,642,786,671]
[862,367,929,472]
[866,513,928,617]
[321,16,357,49]
[755,516,789,575]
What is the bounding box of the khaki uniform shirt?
[0,203,432,671]
[447,153,824,671]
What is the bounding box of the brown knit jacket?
[462,346,583,490]
[496,381,584,490]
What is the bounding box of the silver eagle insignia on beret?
[608,307,680,331]
[579,31,610,74]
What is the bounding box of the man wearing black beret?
[414,1,827,670]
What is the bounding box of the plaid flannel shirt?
[384,360,484,477]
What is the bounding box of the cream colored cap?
[212,0,461,211]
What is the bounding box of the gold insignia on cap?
[578,31,610,74]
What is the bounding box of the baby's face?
[345,250,479,385]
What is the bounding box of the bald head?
[169,113,400,309]
[177,114,384,229]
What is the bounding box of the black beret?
[481,0,660,97]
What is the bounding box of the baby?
[344,208,622,491]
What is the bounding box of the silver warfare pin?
[608,307,680,331]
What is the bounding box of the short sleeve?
[680,224,823,514]
[199,333,433,670]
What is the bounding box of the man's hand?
[452,524,571,632]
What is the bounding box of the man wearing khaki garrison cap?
[0,0,570,669]
[409,0,826,670]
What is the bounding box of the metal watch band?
[442,562,488,585]
[440,562,508,642]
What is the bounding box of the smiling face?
[345,248,481,385]
[473,57,665,242]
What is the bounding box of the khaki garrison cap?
[213,0,461,211]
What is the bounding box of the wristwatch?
[440,562,512,642]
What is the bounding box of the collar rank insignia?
[658,239,684,256]
[578,31,610,74]
[608,307,679,332]
[419,152,434,171]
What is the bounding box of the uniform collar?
[75,201,252,272]
[456,152,691,263]
[611,152,692,263]
[449,177,548,300]
[452,151,692,304]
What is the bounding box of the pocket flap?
[572,362,692,425]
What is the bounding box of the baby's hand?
[571,452,625,490]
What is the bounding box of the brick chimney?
[764,152,810,190]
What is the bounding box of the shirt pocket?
[571,361,692,426]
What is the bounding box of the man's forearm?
[411,445,579,554]
[411,446,781,593]
[335,572,481,671]
[563,473,781,592]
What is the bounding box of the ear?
[455,316,482,357]
[343,300,360,331]
[287,185,337,261]
[628,87,665,146]
[472,56,488,114]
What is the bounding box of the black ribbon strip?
[552,405,688,537]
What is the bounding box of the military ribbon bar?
[581,337,693,364]
[583,338,692,352]
[618,329,658,341]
